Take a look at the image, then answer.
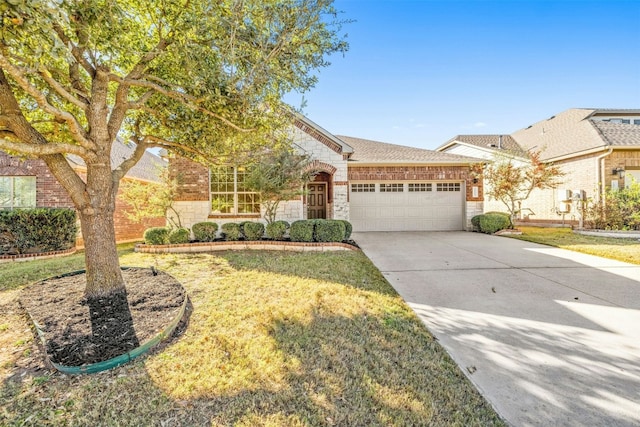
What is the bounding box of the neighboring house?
[0,139,167,243]
[437,108,640,223]
[170,115,484,232]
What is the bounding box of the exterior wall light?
[612,167,625,179]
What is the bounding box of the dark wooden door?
[307,183,327,219]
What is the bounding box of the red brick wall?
[0,151,73,207]
[348,165,483,201]
[169,156,210,201]
[1,151,165,243]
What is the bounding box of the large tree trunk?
[78,160,126,299]
[79,206,126,298]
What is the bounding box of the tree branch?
[0,137,89,157]
[113,76,254,133]
[112,140,149,182]
[127,90,155,110]
[52,23,96,77]
[38,66,89,110]
[0,55,94,149]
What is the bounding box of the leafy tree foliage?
[0,0,347,297]
[587,179,640,230]
[483,151,564,227]
[244,148,312,223]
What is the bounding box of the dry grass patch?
[1,249,504,426]
[511,227,640,265]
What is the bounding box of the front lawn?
[1,248,504,426]
[509,227,640,265]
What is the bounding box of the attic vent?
[526,125,532,129]
[548,115,556,120]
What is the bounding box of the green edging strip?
[26,267,187,375]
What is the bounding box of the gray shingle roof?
[440,134,527,157]
[337,135,482,164]
[67,139,166,182]
[589,120,640,147]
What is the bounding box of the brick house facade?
[0,139,166,244]
[171,116,484,232]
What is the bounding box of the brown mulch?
[19,268,186,367]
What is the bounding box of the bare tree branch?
[127,90,155,110]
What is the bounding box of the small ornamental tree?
[244,148,312,223]
[0,0,347,299]
[119,168,182,228]
[484,151,564,227]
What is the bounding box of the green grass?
[0,248,504,426]
[510,227,640,265]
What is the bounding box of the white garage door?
[349,182,464,231]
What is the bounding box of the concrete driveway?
[353,231,640,427]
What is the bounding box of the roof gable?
[293,115,353,156]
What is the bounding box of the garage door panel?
[350,182,463,232]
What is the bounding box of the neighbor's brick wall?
[348,165,483,202]
[0,151,74,208]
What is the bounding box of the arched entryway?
[307,172,331,219]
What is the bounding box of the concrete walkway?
[353,231,640,427]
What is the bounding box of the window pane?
[0,177,11,208]
[210,167,234,193]
[211,194,233,213]
[14,177,36,208]
[238,193,260,214]
[236,167,250,192]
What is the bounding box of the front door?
[307,183,327,219]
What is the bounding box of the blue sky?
[286,0,640,150]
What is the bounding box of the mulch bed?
[20,268,185,367]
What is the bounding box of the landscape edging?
[134,240,358,253]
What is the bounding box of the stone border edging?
[134,240,358,254]
[0,247,77,263]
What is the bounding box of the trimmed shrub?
[243,222,265,241]
[265,220,289,240]
[221,222,241,241]
[314,219,346,242]
[192,222,218,242]
[290,220,314,242]
[144,227,170,245]
[471,215,482,232]
[168,227,190,244]
[337,220,353,239]
[478,213,510,234]
[0,208,77,254]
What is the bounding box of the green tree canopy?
[0,0,347,297]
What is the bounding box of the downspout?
[596,146,613,202]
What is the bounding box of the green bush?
[144,227,170,245]
[0,208,77,254]
[192,222,218,242]
[168,227,190,244]
[478,213,510,234]
[337,220,353,239]
[265,220,289,240]
[221,222,241,241]
[471,215,482,232]
[243,222,265,241]
[314,219,346,242]
[290,220,314,242]
[587,182,640,230]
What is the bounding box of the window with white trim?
[380,183,404,192]
[408,183,432,192]
[351,183,376,192]
[210,167,260,214]
[436,182,461,192]
[0,176,36,209]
